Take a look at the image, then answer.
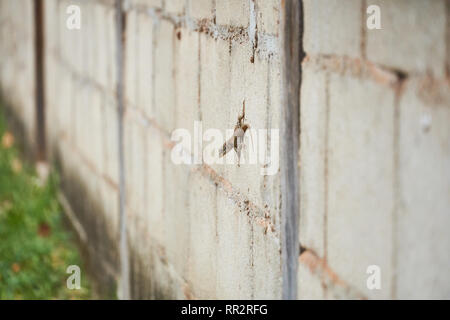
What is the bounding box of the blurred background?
[0,0,449,299]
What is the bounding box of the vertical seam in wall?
[281,0,303,300]
[34,0,46,161]
[115,0,130,300]
[323,72,330,299]
[360,0,366,59]
[446,1,450,77]
[212,0,217,24]
[250,0,257,63]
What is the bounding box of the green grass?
[0,107,91,299]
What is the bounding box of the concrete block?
[99,179,119,240]
[98,179,119,267]
[298,260,324,299]
[104,102,119,184]
[165,0,185,15]
[95,4,109,89]
[145,131,165,246]
[106,6,118,95]
[252,219,282,299]
[261,59,282,216]
[326,73,396,299]
[72,2,84,76]
[125,9,138,108]
[199,34,230,130]
[299,62,327,257]
[189,0,213,20]
[90,90,105,174]
[58,0,69,70]
[84,2,97,84]
[132,122,147,215]
[397,78,450,299]
[216,0,250,27]
[57,71,73,137]
[163,150,191,281]
[268,59,281,132]
[303,0,362,57]
[137,12,153,118]
[215,190,253,299]
[255,0,280,35]
[154,20,175,131]
[199,33,230,175]
[123,114,134,207]
[175,28,200,135]
[123,118,146,215]
[141,243,186,299]
[73,84,88,152]
[187,172,218,298]
[44,0,58,52]
[132,0,163,8]
[366,0,447,78]
[45,60,59,152]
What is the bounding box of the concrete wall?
[298,0,450,299]
[0,0,449,300]
[42,0,283,299]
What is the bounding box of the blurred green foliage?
[0,107,91,299]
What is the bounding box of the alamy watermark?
[366,5,381,30]
[366,265,381,290]
[66,265,81,290]
[66,5,81,30]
